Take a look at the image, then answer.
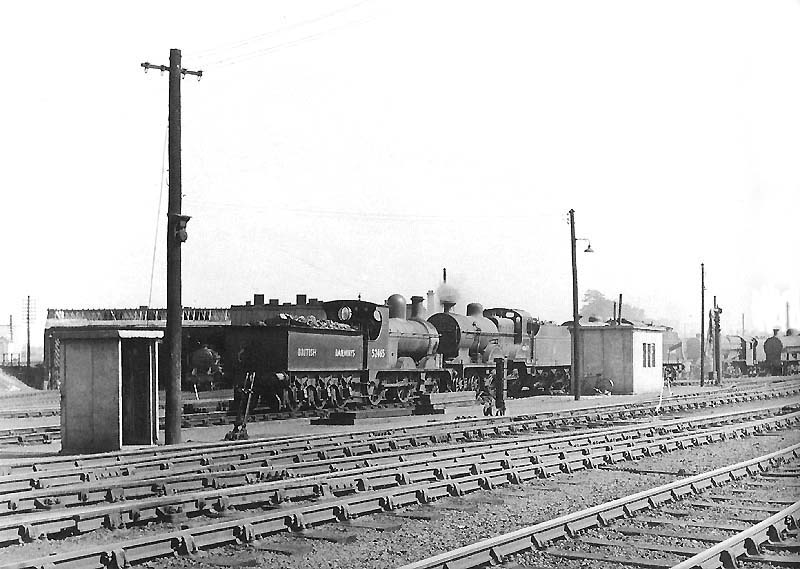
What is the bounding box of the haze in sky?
[1,1,798,348]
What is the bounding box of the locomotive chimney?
[410,296,425,320]
[253,294,265,306]
[296,294,307,306]
[443,301,456,313]
[387,294,407,319]
[427,290,436,316]
[467,302,484,317]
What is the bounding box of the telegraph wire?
[183,197,566,223]
[147,124,169,308]
[205,16,375,68]
[189,0,375,62]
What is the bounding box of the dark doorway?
[121,339,154,445]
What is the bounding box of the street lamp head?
[584,242,594,253]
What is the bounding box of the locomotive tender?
[720,335,759,377]
[228,293,574,411]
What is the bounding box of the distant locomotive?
[185,345,224,391]
[662,329,686,384]
[720,335,759,377]
[227,294,575,411]
[763,329,800,376]
[427,301,571,397]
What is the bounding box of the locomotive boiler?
[427,302,505,392]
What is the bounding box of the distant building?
[580,322,664,394]
[44,306,230,390]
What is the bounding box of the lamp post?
[568,209,593,401]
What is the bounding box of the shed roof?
[50,328,164,340]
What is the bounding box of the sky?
[1,0,798,348]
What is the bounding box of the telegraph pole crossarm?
[140,49,202,445]
[141,62,203,78]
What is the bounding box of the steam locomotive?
[224,294,572,411]
[763,329,800,376]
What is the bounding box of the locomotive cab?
[322,300,392,374]
[483,307,536,364]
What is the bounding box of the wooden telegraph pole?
[700,263,705,387]
[141,50,202,445]
[569,209,581,401]
[25,296,31,382]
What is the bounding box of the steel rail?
[1,413,797,565]
[3,383,797,477]
[0,395,792,496]
[0,427,59,446]
[0,406,780,518]
[396,443,800,569]
[1,391,796,487]
[0,412,790,543]
[0,408,59,420]
[669,501,800,569]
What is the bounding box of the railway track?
[1,381,799,446]
[3,381,800,475]
[2,378,798,432]
[1,401,797,568]
[0,404,789,515]
[400,444,799,569]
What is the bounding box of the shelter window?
[643,343,656,367]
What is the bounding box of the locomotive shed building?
[44,307,231,391]
[580,322,664,395]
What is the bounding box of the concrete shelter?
[57,328,162,454]
[580,323,664,395]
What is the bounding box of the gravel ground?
[112,422,800,569]
[514,467,799,568]
[1,388,797,566]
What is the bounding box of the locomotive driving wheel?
[266,393,282,412]
[282,386,300,412]
[304,386,325,410]
[367,381,384,405]
[328,384,345,410]
[315,385,330,409]
[395,384,412,403]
